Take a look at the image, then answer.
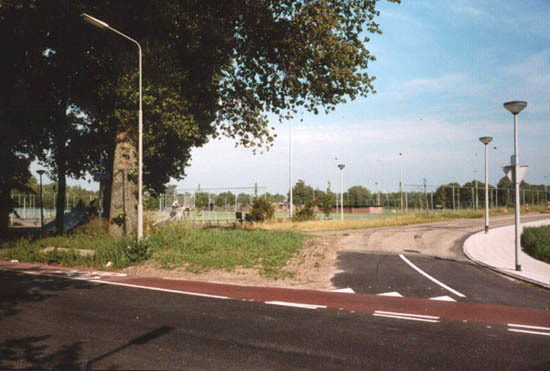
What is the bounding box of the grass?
[1,217,307,277]
[521,225,550,263]
[146,224,306,276]
[248,209,516,232]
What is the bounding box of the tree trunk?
[55,168,66,234]
[108,129,138,237]
[0,191,11,236]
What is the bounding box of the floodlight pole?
[37,170,45,233]
[289,122,293,218]
[399,153,403,213]
[82,13,143,241]
[479,137,493,233]
[338,164,345,221]
[504,100,527,272]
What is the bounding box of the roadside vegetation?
[521,225,550,263]
[1,217,307,278]
[252,208,518,232]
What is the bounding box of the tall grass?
[251,209,514,232]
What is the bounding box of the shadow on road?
[0,269,96,318]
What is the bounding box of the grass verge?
[521,225,550,263]
[1,218,307,278]
[251,209,513,232]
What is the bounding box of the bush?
[250,197,275,222]
[292,202,316,222]
[521,225,550,263]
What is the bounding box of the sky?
[35,0,550,195]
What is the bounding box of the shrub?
[521,225,550,263]
[250,197,275,222]
[292,201,316,222]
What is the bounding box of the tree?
[347,185,371,207]
[250,197,275,222]
[215,191,236,208]
[1,0,400,236]
[319,183,335,217]
[292,180,315,207]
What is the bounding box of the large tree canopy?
[0,0,400,235]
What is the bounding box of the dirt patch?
[123,234,343,290]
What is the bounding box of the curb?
[463,223,550,289]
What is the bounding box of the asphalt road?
[332,251,550,308]
[1,269,549,370]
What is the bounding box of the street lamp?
[82,13,144,240]
[479,137,493,233]
[37,170,46,233]
[289,122,293,218]
[337,164,345,221]
[399,153,403,213]
[503,100,527,271]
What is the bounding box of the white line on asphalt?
[377,291,403,297]
[374,310,440,320]
[429,295,456,302]
[373,311,440,323]
[93,280,230,300]
[0,268,229,300]
[508,329,550,336]
[399,254,466,298]
[265,301,327,310]
[508,323,550,331]
[333,288,355,293]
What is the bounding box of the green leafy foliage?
[292,201,316,222]
[521,226,550,263]
[250,197,275,222]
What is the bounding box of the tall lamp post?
[503,100,527,271]
[399,153,403,213]
[37,170,45,233]
[82,13,144,240]
[479,137,493,233]
[289,122,293,218]
[337,164,345,221]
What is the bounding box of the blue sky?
[39,0,549,195]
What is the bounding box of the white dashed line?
[265,301,327,310]
[377,291,403,297]
[399,254,466,298]
[507,323,550,336]
[333,288,355,293]
[429,295,456,302]
[373,310,440,323]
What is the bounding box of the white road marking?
[508,323,550,331]
[377,291,403,297]
[399,254,466,298]
[0,268,228,300]
[429,295,456,302]
[373,310,440,323]
[333,288,355,293]
[265,301,327,310]
[97,280,230,299]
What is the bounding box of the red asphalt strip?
[2,261,549,328]
[103,276,550,327]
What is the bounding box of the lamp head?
[337,164,345,170]
[503,101,527,115]
[479,136,493,145]
[37,170,45,176]
[81,13,109,29]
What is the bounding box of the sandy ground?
[123,234,344,290]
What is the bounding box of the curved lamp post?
[337,164,345,221]
[503,100,527,271]
[82,13,143,240]
[479,137,493,233]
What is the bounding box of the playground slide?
[44,208,87,232]
[153,207,185,226]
